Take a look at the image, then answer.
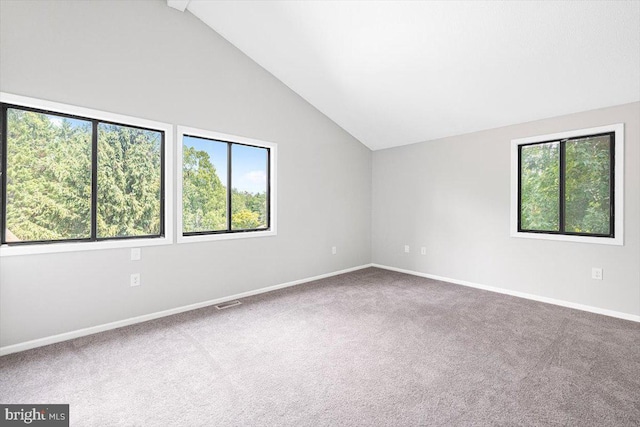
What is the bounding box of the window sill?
[510,231,623,246]
[0,236,173,257]
[177,229,276,244]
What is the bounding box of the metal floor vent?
[215,300,242,310]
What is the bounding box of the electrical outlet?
[421,247,426,255]
[332,246,337,255]
[591,268,603,280]
[131,248,141,261]
[130,273,141,287]
[404,245,410,253]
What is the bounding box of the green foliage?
[231,208,261,230]
[3,107,267,242]
[565,136,610,234]
[182,146,267,232]
[3,109,162,242]
[97,124,162,238]
[5,109,92,241]
[232,190,266,230]
[520,142,560,231]
[182,146,227,232]
[520,136,611,235]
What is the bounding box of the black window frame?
[517,131,615,238]
[0,102,166,246]
[181,134,271,237]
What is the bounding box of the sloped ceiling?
[170,1,640,150]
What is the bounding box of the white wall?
[372,102,640,317]
[0,0,372,347]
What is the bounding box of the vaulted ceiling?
[168,1,640,150]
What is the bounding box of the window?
[177,126,277,242]
[511,124,624,245]
[0,93,173,255]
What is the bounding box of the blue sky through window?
[184,136,227,187]
[46,114,90,130]
[183,136,267,194]
[232,144,267,195]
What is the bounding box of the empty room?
[0,0,639,425]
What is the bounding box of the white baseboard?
[4,262,636,356]
[372,263,640,323]
[0,264,373,356]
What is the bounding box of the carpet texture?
[1,267,639,426]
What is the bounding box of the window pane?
[182,136,228,233]
[231,144,268,230]
[520,142,559,231]
[5,108,91,242]
[565,135,611,235]
[97,123,162,238]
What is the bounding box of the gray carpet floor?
[1,267,639,426]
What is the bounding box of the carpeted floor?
[1,267,639,426]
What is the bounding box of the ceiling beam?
[167,0,191,12]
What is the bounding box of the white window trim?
[510,123,624,246]
[176,125,277,244]
[0,92,174,257]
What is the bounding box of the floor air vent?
[215,300,242,310]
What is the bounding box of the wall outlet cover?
[591,268,603,280]
[130,273,141,287]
